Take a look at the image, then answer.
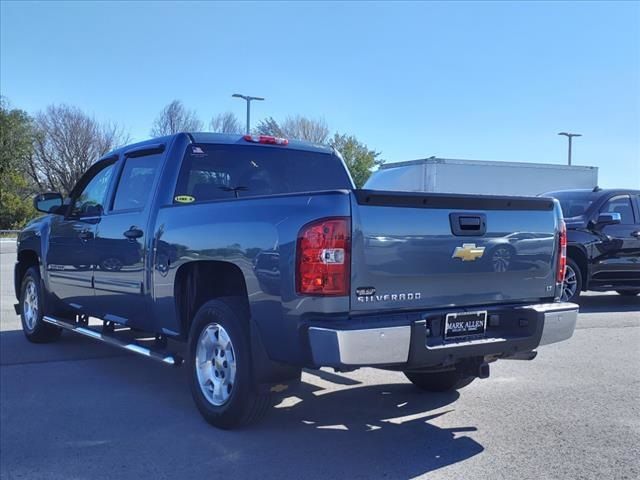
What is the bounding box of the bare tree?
[28,104,129,194]
[255,115,329,143]
[210,112,243,134]
[150,100,203,136]
[281,115,329,143]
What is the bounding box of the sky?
[1,0,639,189]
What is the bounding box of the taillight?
[296,218,350,296]
[557,219,567,283]
[243,134,289,145]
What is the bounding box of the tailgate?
[350,190,559,312]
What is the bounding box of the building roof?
[378,157,597,171]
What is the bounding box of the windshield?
[547,191,596,218]
[175,144,352,203]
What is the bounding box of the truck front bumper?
[307,302,578,369]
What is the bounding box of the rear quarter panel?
[152,190,351,363]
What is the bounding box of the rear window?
[174,144,352,203]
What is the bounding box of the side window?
[600,195,635,225]
[71,163,115,217]
[112,154,161,211]
[175,149,235,203]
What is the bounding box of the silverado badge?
[452,243,485,261]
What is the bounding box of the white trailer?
[364,158,599,196]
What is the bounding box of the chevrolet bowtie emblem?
[452,243,485,261]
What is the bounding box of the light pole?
[232,93,265,134]
[558,132,582,166]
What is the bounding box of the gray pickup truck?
[15,133,578,428]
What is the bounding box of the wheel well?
[15,250,39,298]
[567,246,588,289]
[174,261,250,338]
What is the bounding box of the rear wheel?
[617,290,640,297]
[188,297,271,429]
[20,267,62,343]
[404,370,475,392]
[561,258,582,303]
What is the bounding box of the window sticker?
[191,146,205,155]
[174,195,195,203]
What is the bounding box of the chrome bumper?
[308,325,411,366]
[307,302,579,367]
[529,302,579,346]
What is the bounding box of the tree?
[210,112,243,134]
[329,133,384,188]
[150,100,203,136]
[254,116,285,138]
[255,115,329,143]
[0,97,36,229]
[281,115,329,143]
[28,104,129,194]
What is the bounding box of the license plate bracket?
[444,311,487,340]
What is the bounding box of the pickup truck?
[15,132,578,429]
[544,188,640,302]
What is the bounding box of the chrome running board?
[42,316,182,366]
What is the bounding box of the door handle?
[124,227,144,240]
[450,212,487,236]
[78,230,93,241]
[632,231,640,238]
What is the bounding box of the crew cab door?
[46,160,116,312]
[91,148,163,328]
[590,194,640,289]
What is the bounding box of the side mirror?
[595,212,621,227]
[33,192,63,214]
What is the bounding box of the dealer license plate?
[444,311,487,340]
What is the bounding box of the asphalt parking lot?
[1,239,639,480]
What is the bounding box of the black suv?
[544,188,640,302]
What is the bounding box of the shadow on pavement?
[0,326,483,479]
[577,294,640,314]
[0,328,127,366]
[260,381,483,478]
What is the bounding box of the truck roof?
[102,132,334,160]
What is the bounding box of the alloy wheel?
[561,264,578,302]
[23,279,39,330]
[195,323,237,406]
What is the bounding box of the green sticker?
[175,195,195,203]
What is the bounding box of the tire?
[187,297,271,429]
[561,258,583,303]
[20,267,62,343]
[617,290,640,297]
[404,370,475,393]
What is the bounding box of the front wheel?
[187,298,271,429]
[561,258,582,303]
[404,370,475,392]
[20,267,62,343]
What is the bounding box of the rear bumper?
[307,302,578,369]
[530,303,579,346]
